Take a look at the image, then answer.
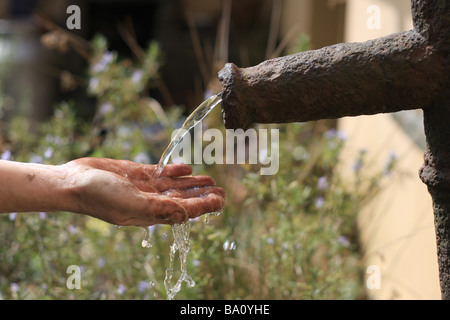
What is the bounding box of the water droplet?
[223,239,237,254]
[141,239,152,248]
[204,210,222,225]
[141,227,153,248]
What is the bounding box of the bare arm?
[0,158,226,227]
[0,160,74,213]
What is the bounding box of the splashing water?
[149,93,222,300]
[164,221,196,300]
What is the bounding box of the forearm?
[0,160,75,213]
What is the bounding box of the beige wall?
[339,0,441,299]
[280,0,345,50]
[280,0,312,47]
[344,0,413,41]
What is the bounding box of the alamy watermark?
[367,5,381,30]
[366,265,381,290]
[66,265,81,289]
[66,3,383,33]
[169,122,279,176]
[66,5,81,30]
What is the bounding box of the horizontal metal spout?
[218,30,444,130]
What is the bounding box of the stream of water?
[152,93,222,178]
[149,93,222,300]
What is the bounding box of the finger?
[131,188,226,227]
[144,163,192,178]
[148,163,193,178]
[132,175,215,193]
[130,171,215,193]
[156,175,216,192]
[117,216,171,227]
[162,186,226,199]
[143,194,189,225]
[177,192,226,220]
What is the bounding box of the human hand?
[63,157,226,227]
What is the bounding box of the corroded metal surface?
[219,0,450,299]
[419,99,450,299]
[218,30,444,130]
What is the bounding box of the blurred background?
[0,0,440,300]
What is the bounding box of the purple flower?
[138,281,149,293]
[338,236,350,247]
[68,224,77,234]
[325,129,347,141]
[99,102,114,115]
[29,155,43,164]
[131,70,143,84]
[9,212,17,221]
[39,212,47,220]
[92,51,114,73]
[337,130,347,141]
[317,176,329,190]
[325,129,337,139]
[117,284,126,294]
[44,147,53,159]
[10,282,19,293]
[1,150,12,160]
[315,197,325,209]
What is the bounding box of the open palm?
[65,158,226,227]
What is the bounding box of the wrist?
[0,160,77,214]
[53,162,82,214]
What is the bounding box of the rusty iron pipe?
[218,30,444,130]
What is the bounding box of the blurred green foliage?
[0,33,394,300]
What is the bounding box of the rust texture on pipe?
[218,30,444,130]
[414,0,450,301]
[420,100,450,299]
[412,0,450,52]
[218,0,450,299]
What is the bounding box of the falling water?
[150,93,222,299]
[163,220,195,300]
[153,93,222,178]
